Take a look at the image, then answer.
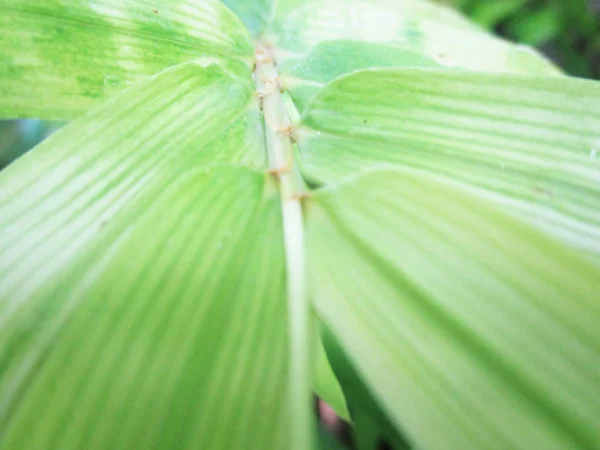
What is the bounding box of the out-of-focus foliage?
[439,0,600,78]
[0,120,63,170]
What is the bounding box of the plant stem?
[254,42,313,449]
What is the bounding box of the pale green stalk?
[254,41,313,450]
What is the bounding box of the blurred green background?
[439,0,600,79]
[1,0,599,171]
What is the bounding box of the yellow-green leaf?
[306,167,600,449]
[0,0,253,119]
[0,60,293,449]
[297,68,600,261]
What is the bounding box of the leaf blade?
[269,0,559,76]
[0,164,290,450]
[0,0,253,119]
[0,54,294,448]
[306,167,600,449]
[297,68,600,261]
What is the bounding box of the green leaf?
[322,330,412,450]
[0,164,289,450]
[0,60,262,210]
[268,0,559,76]
[316,422,349,450]
[0,0,253,119]
[314,332,350,422]
[279,41,439,113]
[1,1,600,449]
[273,0,482,32]
[0,61,293,449]
[306,167,600,449]
[296,68,600,261]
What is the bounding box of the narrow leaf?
[314,333,350,421]
[0,58,290,449]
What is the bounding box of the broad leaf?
[0,164,290,450]
[268,0,559,76]
[278,41,439,113]
[306,167,600,449]
[0,60,293,449]
[0,0,253,118]
[1,1,600,450]
[297,69,600,261]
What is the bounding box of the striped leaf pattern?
[0,60,292,449]
[306,168,600,449]
[0,164,289,450]
[0,61,261,302]
[1,0,600,449]
[297,69,600,262]
[0,0,253,118]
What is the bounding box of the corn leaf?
[306,167,600,449]
[297,68,600,262]
[0,0,253,119]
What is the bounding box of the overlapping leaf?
[278,41,439,113]
[0,0,253,118]
[314,334,350,421]
[1,1,600,450]
[296,68,600,261]
[264,0,560,116]
[306,168,600,449]
[0,60,294,449]
[268,0,559,75]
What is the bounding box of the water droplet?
[104,75,121,88]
